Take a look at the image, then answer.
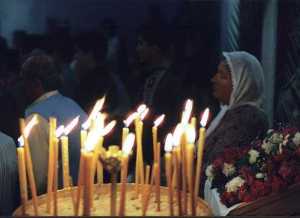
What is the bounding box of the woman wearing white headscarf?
[203,51,269,166]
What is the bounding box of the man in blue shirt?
[21,54,87,193]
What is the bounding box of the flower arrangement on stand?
[206,127,300,208]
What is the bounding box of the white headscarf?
[206,51,265,137]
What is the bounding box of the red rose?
[282,127,298,136]
[238,184,248,201]
[296,148,300,158]
[294,175,300,184]
[239,166,255,185]
[271,176,287,193]
[273,149,290,162]
[212,157,224,170]
[223,148,239,163]
[278,161,294,179]
[238,147,251,159]
[243,194,256,202]
[250,180,271,198]
[221,191,239,207]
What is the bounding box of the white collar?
[29,90,59,107]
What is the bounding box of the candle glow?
[64,116,80,135]
[123,112,138,127]
[164,133,173,152]
[200,108,210,127]
[122,133,135,155]
[186,125,196,144]
[56,125,65,138]
[82,96,106,130]
[154,114,165,127]
[140,108,149,120]
[18,115,39,146]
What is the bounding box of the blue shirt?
[25,91,87,185]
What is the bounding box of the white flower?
[292,132,300,146]
[205,165,214,181]
[269,133,283,144]
[248,149,260,164]
[222,163,236,177]
[225,176,245,193]
[262,140,274,154]
[255,173,265,179]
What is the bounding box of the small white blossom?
[292,132,300,146]
[262,140,274,154]
[248,149,260,164]
[269,133,284,144]
[222,163,236,177]
[205,165,214,181]
[225,176,245,193]
[255,173,265,179]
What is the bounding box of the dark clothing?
[204,105,269,165]
[137,64,183,163]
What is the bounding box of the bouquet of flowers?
[206,127,300,207]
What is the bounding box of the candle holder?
[99,146,122,216]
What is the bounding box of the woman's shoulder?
[227,104,269,129]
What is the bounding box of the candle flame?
[154,114,165,127]
[84,129,99,152]
[123,112,138,127]
[181,99,193,125]
[64,116,80,136]
[200,108,210,127]
[164,133,173,152]
[101,120,116,136]
[140,107,149,120]
[173,123,183,147]
[24,115,38,137]
[186,125,196,144]
[56,125,65,138]
[185,99,193,112]
[95,112,107,129]
[137,104,147,115]
[82,96,106,130]
[17,115,39,146]
[122,133,135,155]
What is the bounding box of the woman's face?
[211,61,233,105]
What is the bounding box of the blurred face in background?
[136,36,154,65]
[211,61,233,105]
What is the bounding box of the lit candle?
[191,116,197,129]
[61,116,80,189]
[155,142,161,211]
[82,128,99,216]
[172,124,183,189]
[152,114,165,163]
[119,133,135,216]
[17,144,27,215]
[186,125,196,215]
[123,112,137,145]
[194,108,209,199]
[47,117,56,213]
[134,105,148,195]
[94,120,116,184]
[81,96,106,131]
[164,133,174,216]
[80,130,87,149]
[181,99,193,215]
[19,117,39,215]
[53,137,59,216]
